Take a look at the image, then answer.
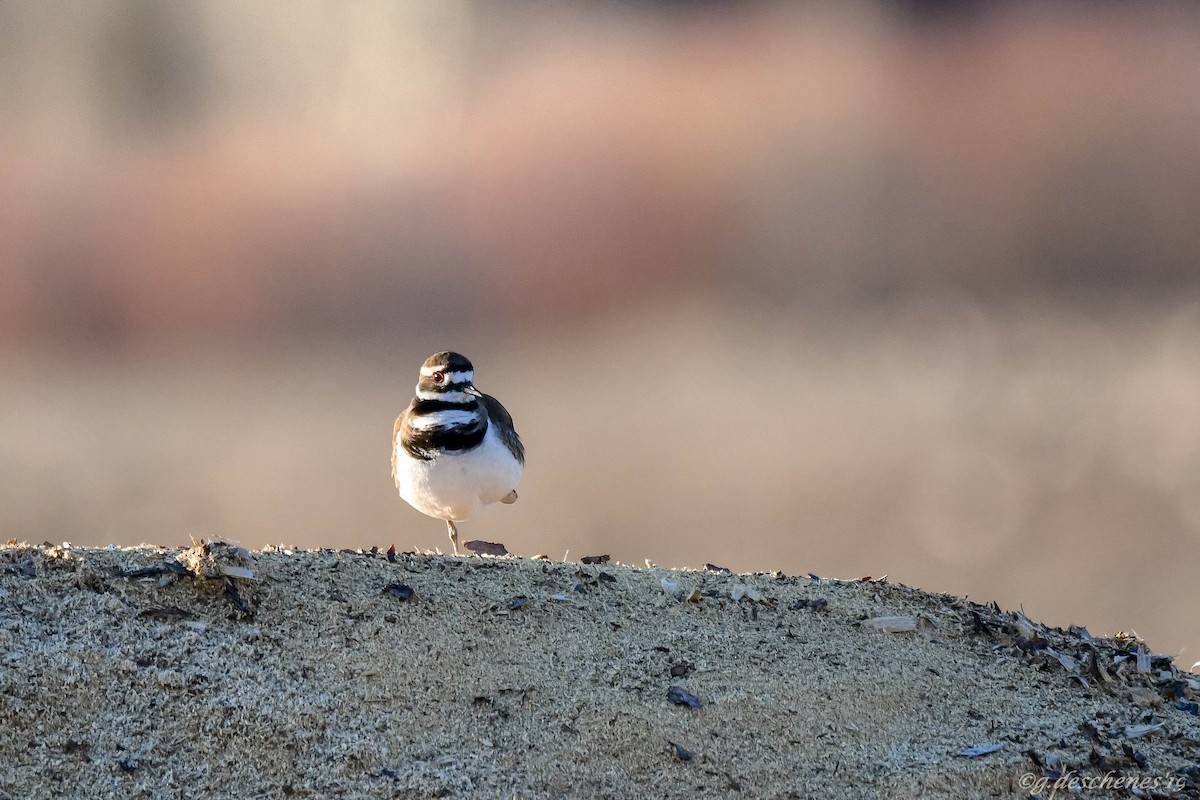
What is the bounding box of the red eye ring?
[432,371,445,384]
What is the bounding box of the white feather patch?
[409,409,481,430]
[415,388,475,403]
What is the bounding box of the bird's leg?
[446,519,460,555]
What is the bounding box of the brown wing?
[390,401,416,485]
[480,393,525,465]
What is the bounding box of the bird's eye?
[432,371,445,384]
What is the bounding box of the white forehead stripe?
[409,409,481,430]
[416,388,475,403]
[420,367,474,383]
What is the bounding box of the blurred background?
[1,1,1198,662]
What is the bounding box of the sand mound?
[1,542,1197,799]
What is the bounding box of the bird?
[392,351,524,555]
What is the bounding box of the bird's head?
[415,351,480,401]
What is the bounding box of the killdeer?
[392,352,524,554]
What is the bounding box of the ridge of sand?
[1,542,1197,799]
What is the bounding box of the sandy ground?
[1,542,1197,800]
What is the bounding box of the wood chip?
[1044,647,1079,673]
[224,579,253,616]
[464,540,508,557]
[867,615,917,633]
[1128,687,1163,708]
[138,606,194,620]
[669,661,694,678]
[1123,722,1165,739]
[1087,648,1115,685]
[730,584,764,603]
[1014,613,1038,643]
[790,598,828,612]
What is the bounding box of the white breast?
[394,422,523,522]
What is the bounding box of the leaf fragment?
[957,742,1003,758]
[667,686,702,709]
[666,740,693,761]
[382,584,414,601]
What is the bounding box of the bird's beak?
[464,385,483,398]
